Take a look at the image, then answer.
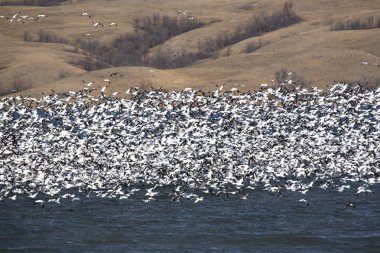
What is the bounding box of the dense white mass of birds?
[0,83,379,205]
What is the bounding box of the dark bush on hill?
[146,47,198,69]
[108,13,205,67]
[242,40,269,53]
[36,30,68,44]
[0,76,31,96]
[69,57,112,71]
[331,15,380,30]
[198,2,301,58]
[275,68,310,90]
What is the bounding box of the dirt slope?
[0,0,379,97]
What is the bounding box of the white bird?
[143,197,156,203]
[82,80,94,87]
[71,197,82,203]
[337,185,350,192]
[29,192,39,198]
[100,85,109,93]
[194,196,204,203]
[287,79,295,84]
[34,200,45,207]
[299,199,309,206]
[177,10,190,15]
[61,193,75,199]
[145,187,159,197]
[109,22,117,27]
[92,21,103,27]
[35,14,47,21]
[48,198,61,204]
[344,202,356,209]
[356,186,372,195]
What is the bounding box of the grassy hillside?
[0,0,380,97]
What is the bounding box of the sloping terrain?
[0,0,380,97]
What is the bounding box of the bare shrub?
[139,80,153,91]
[198,2,301,58]
[135,13,205,37]
[69,57,111,71]
[23,30,69,44]
[23,31,34,42]
[240,1,301,37]
[146,47,198,69]
[0,76,32,96]
[74,38,107,57]
[242,40,269,53]
[13,76,31,92]
[0,87,11,96]
[221,47,232,57]
[109,13,206,66]
[331,15,380,30]
[275,68,310,90]
[0,82,11,96]
[237,2,254,11]
[37,30,68,44]
[198,36,219,59]
[275,68,290,85]
[108,33,148,66]
[63,47,80,54]
[145,47,173,69]
[58,70,70,79]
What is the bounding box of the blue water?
[1,187,379,253]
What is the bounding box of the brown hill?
[0,0,380,97]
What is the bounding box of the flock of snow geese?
[0,12,47,23]
[0,10,117,28]
[1,8,195,28]
[0,83,379,207]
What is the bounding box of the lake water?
[1,187,379,253]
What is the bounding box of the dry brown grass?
[1,0,380,97]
